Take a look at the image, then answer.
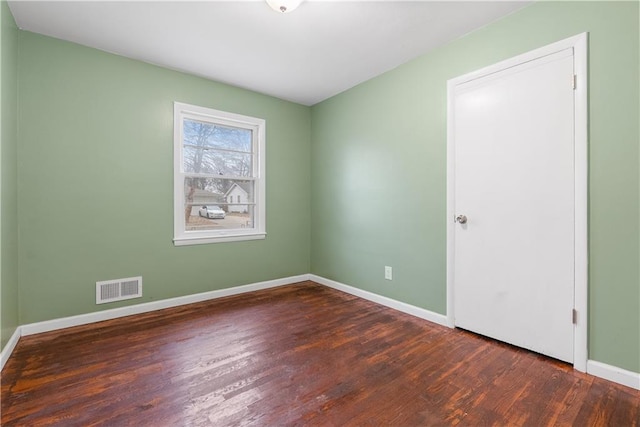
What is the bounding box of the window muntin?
[174,103,265,245]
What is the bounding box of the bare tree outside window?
[174,103,265,245]
[181,119,256,231]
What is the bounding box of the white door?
[451,48,576,363]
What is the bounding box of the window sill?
[173,232,266,246]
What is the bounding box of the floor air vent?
[96,276,142,304]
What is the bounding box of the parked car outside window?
[198,205,226,219]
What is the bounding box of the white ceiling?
[8,1,532,106]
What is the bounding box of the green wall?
[3,1,638,376]
[311,1,639,373]
[17,32,311,324]
[1,0,19,349]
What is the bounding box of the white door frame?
[446,33,588,372]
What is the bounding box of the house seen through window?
[173,102,266,245]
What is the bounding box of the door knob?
[456,214,467,224]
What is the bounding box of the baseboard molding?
[4,273,639,393]
[20,274,310,337]
[587,360,640,390]
[0,326,22,372]
[309,274,449,327]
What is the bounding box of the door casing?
[446,33,588,372]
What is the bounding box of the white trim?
[174,232,266,246]
[0,327,22,372]
[3,273,639,392]
[21,274,309,336]
[310,274,448,327]
[587,360,640,390]
[173,102,266,246]
[572,33,589,373]
[446,76,456,328]
[446,33,589,371]
[449,33,587,86]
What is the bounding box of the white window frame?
[173,102,266,246]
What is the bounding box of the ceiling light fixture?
[266,0,304,14]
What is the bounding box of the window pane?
[183,146,253,176]
[184,178,255,231]
[183,118,252,153]
[184,178,255,203]
[175,103,265,244]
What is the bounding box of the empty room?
[1,0,639,425]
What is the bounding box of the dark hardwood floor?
[2,281,638,426]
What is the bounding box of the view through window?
[174,103,265,245]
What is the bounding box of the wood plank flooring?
[2,281,639,426]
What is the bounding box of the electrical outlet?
[385,266,393,280]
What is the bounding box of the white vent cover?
[96,276,143,304]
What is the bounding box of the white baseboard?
[4,273,639,393]
[309,274,449,327]
[20,274,311,337]
[0,326,22,372]
[587,360,640,390]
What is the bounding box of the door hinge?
[572,309,577,324]
[572,74,577,90]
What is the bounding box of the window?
[174,102,265,245]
